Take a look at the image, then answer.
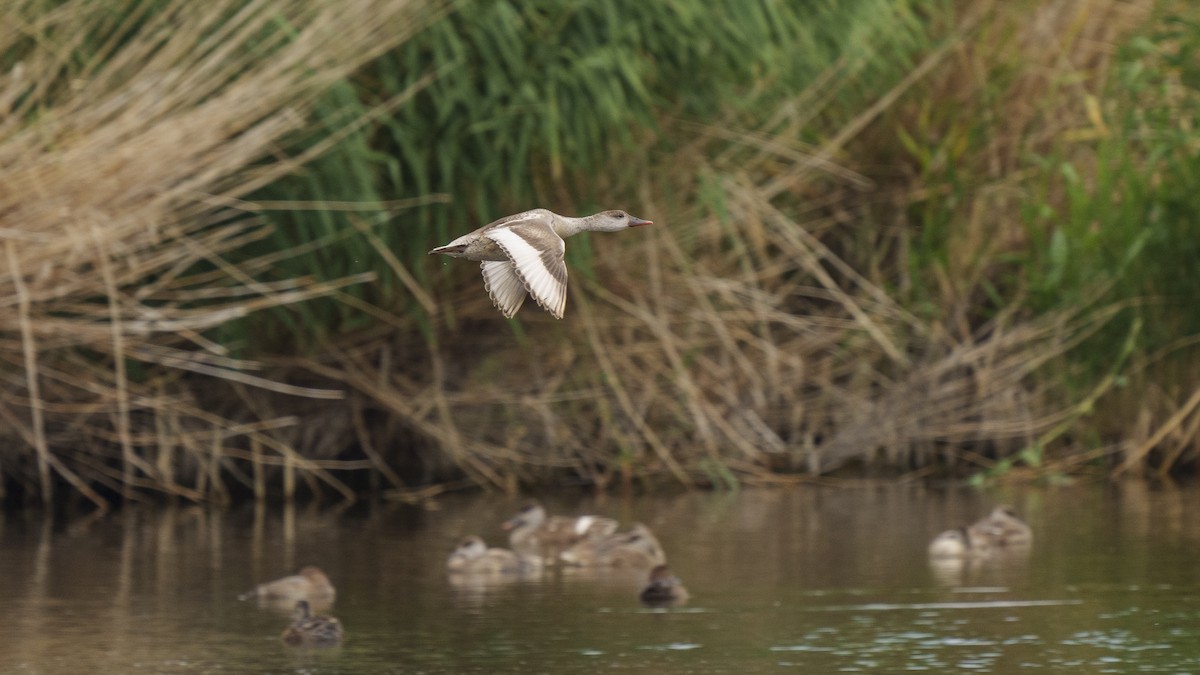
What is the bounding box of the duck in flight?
[429,209,653,319]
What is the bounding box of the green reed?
[885,1,1200,476]
[239,0,928,345]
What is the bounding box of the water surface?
[3,482,1200,672]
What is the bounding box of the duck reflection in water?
[281,600,344,648]
[639,564,689,608]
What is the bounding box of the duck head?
[452,535,488,560]
[293,599,313,620]
[503,501,547,531]
[591,210,653,231]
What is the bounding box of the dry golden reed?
[0,0,436,510]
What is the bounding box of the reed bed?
[1,0,1195,509]
[0,0,437,510]
[315,0,1166,493]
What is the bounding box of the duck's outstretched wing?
[485,221,568,319]
[480,260,527,318]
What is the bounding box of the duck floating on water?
[239,566,336,605]
[429,208,653,319]
[281,599,344,648]
[639,564,690,607]
[929,506,1032,558]
[446,535,538,575]
[928,526,989,558]
[560,522,666,568]
[968,505,1032,547]
[503,500,619,564]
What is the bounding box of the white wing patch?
[486,225,568,319]
[480,261,526,318]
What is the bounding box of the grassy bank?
[0,0,1195,510]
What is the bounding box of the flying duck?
[429,208,653,319]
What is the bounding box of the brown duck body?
[281,600,344,648]
[930,506,1032,558]
[446,535,537,575]
[968,506,1032,547]
[560,523,666,569]
[503,501,619,564]
[240,566,336,604]
[639,564,690,607]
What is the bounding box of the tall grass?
[1046,3,1200,475]
[876,0,1200,477]
[322,0,1157,491]
[239,0,930,341]
[0,0,436,509]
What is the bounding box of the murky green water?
[3,483,1200,673]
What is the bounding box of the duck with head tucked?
[639,564,690,607]
[560,523,667,569]
[968,505,1032,547]
[446,535,538,575]
[281,599,344,648]
[928,526,990,559]
[430,208,653,319]
[239,566,336,605]
[502,500,619,564]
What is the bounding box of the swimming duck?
[928,526,990,558]
[968,506,1032,547]
[281,599,344,647]
[503,501,619,563]
[429,208,653,319]
[239,566,336,604]
[560,523,667,568]
[446,535,537,575]
[639,564,690,607]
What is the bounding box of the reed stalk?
[6,241,52,506]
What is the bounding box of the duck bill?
[628,217,654,227]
